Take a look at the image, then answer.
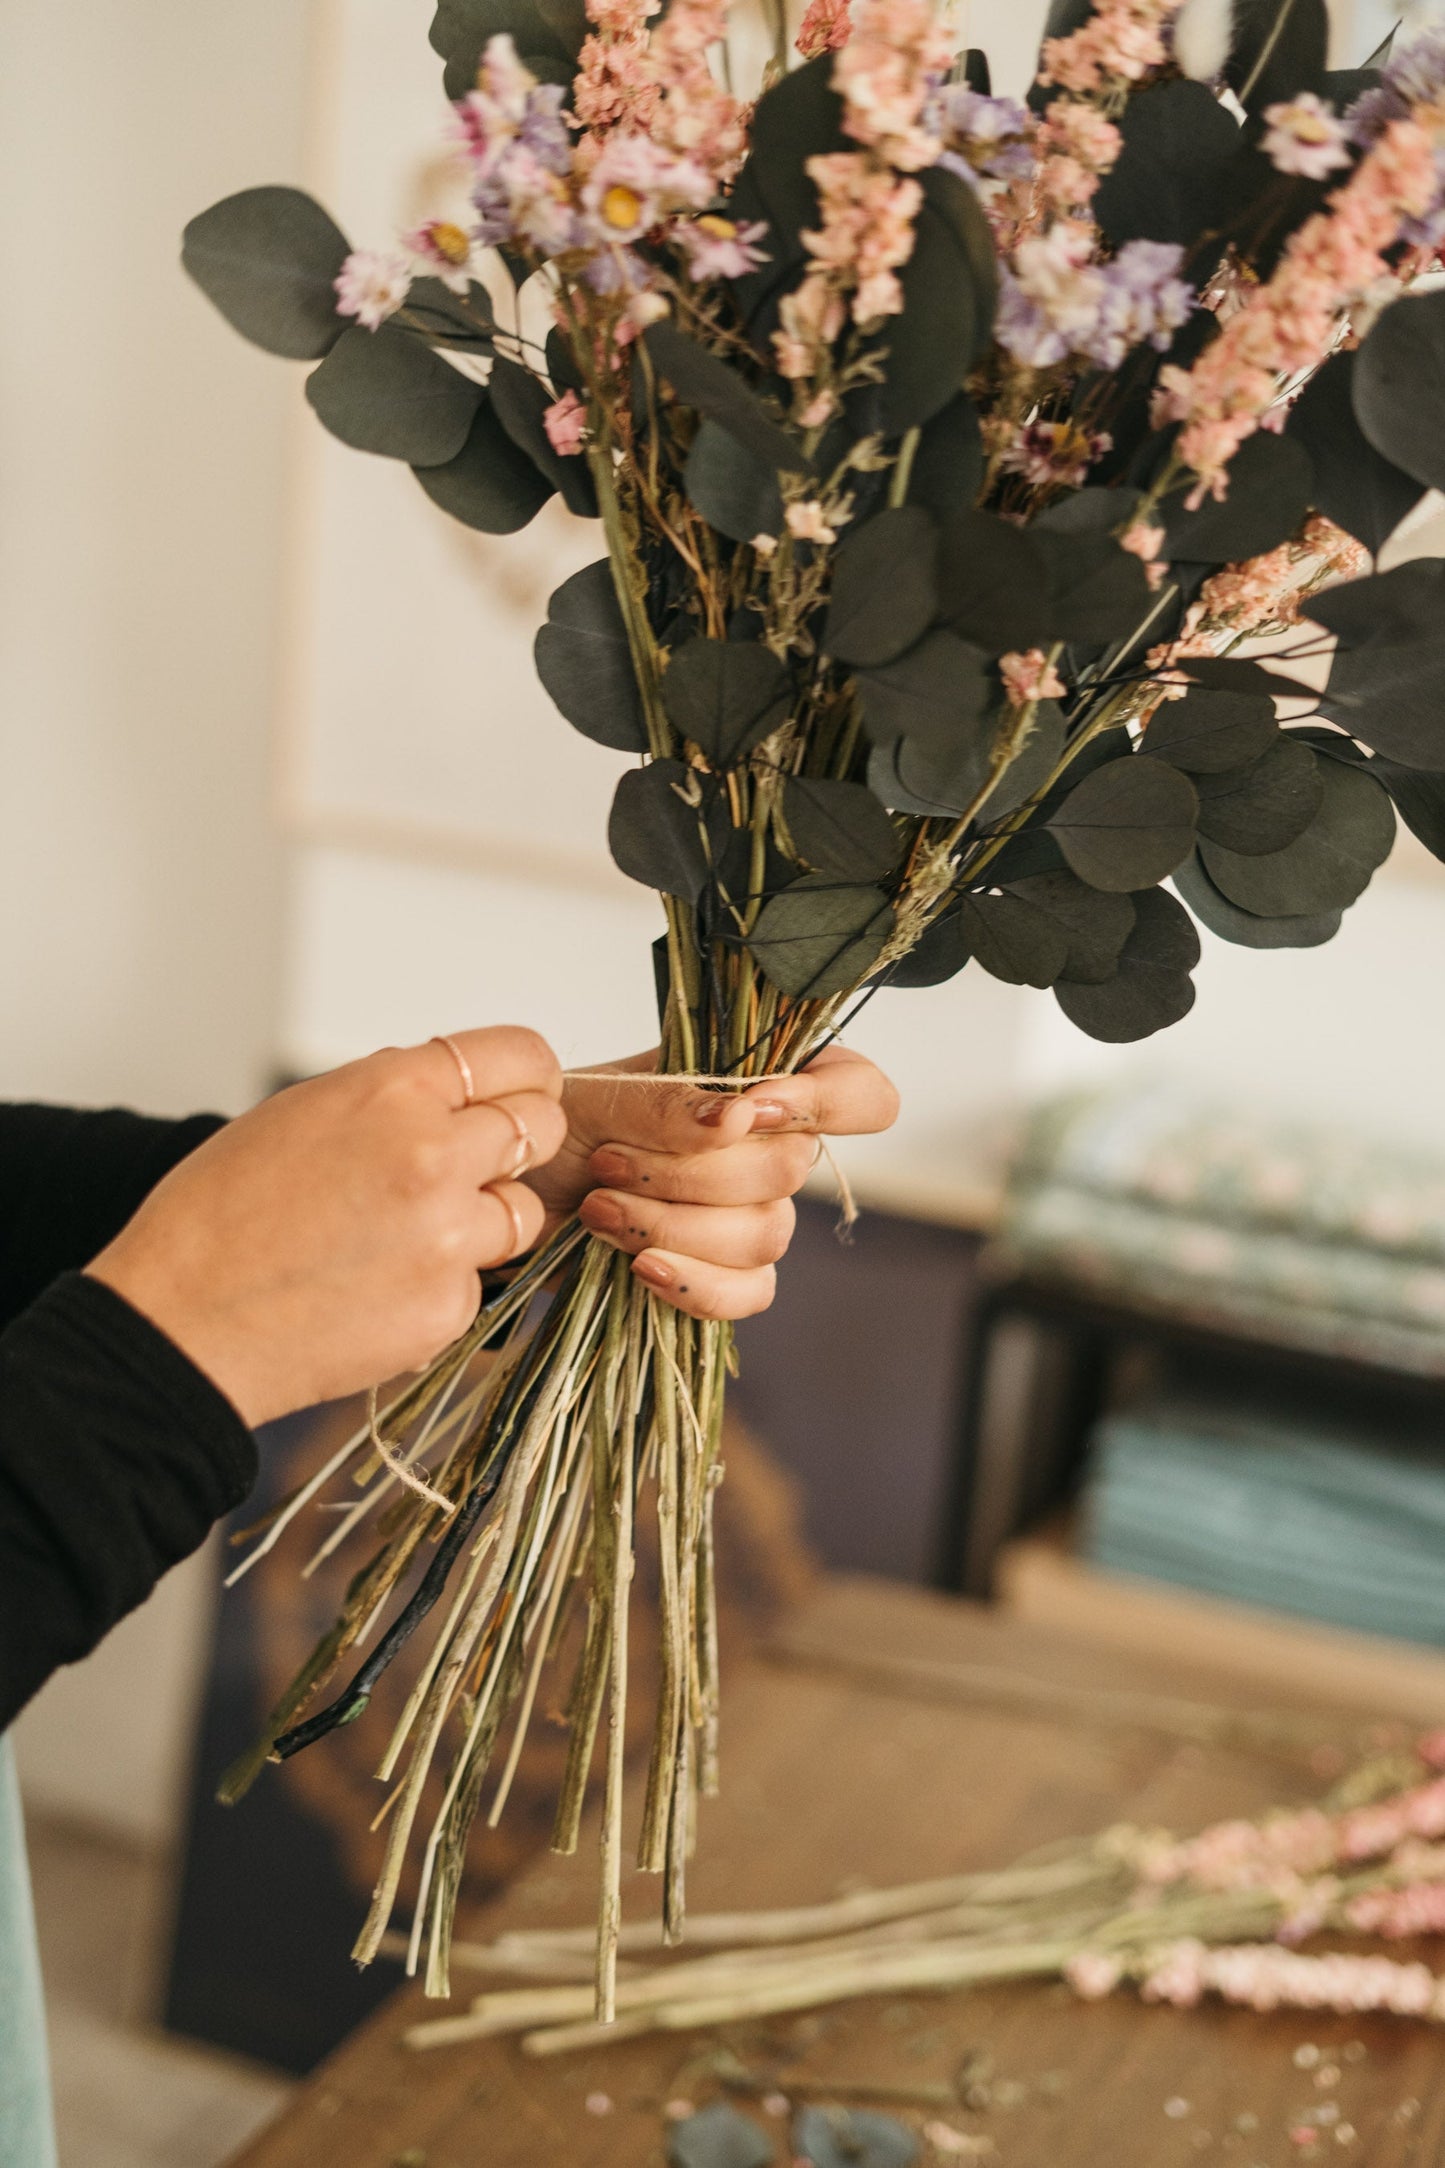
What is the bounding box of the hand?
[88,1028,567,1427]
[526,1044,900,1323]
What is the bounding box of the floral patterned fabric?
[999,1085,1445,1376]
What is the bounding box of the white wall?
[3,3,315,1844]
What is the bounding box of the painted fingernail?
[633,1253,674,1289]
[693,1096,730,1128]
[590,1148,632,1184]
[746,1099,790,1131]
[582,1194,625,1236]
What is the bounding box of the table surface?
[228,1575,1445,2168]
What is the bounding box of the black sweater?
[0,1105,257,1729]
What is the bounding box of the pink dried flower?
[334,250,412,330]
[673,213,770,281]
[1417,1731,1445,1770]
[1263,93,1352,182]
[1000,648,1067,706]
[1345,1881,1445,1937]
[1142,1940,1445,2020]
[543,388,588,455]
[999,418,1111,489]
[405,218,475,292]
[833,0,950,173]
[797,0,852,60]
[1039,0,1186,98]
[1065,1950,1124,2000]
[785,499,838,544]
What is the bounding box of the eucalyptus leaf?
[488,355,597,515]
[1158,428,1314,564]
[1192,736,1322,854]
[937,510,1053,653]
[685,419,785,542]
[1173,654,1320,702]
[1006,869,1137,982]
[1365,757,1445,864]
[398,277,497,352]
[885,901,973,987]
[880,165,999,434]
[1055,886,1199,1041]
[643,321,809,475]
[534,560,647,752]
[414,396,555,532]
[1199,753,1395,914]
[1223,0,1329,110]
[1305,558,1445,649]
[868,733,991,818]
[430,0,578,97]
[1144,687,1278,772]
[662,638,790,763]
[781,776,901,880]
[1032,523,1155,643]
[1173,850,1343,947]
[1093,79,1241,249]
[794,2105,919,2168]
[306,324,481,464]
[1308,564,1445,766]
[749,876,894,998]
[727,56,847,325]
[1047,754,1198,892]
[824,508,939,667]
[1288,348,1424,555]
[667,2101,776,2168]
[987,702,1067,819]
[908,395,985,522]
[1354,287,1445,492]
[958,891,1071,987]
[856,630,991,750]
[182,186,350,360]
[609,762,709,900]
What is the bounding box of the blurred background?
[4,0,1444,2161]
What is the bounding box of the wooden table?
[229,1576,1445,2167]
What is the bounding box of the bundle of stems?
[400,1751,1445,2054]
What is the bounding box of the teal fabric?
[0,1736,56,2168]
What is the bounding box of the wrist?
[85,1243,273,1429]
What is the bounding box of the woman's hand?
[88,1028,567,1428]
[525,1044,900,1323]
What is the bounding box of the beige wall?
[3,4,315,1843]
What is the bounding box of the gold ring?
[490,1184,527,1257]
[497,1100,536,1175]
[433,1034,477,1108]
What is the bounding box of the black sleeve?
[0,1275,257,1729]
[0,1103,229,1331]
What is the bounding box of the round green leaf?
[488,355,597,515]
[306,323,481,464]
[856,630,990,750]
[958,892,1070,987]
[1198,754,1395,914]
[867,731,990,818]
[1354,288,1445,492]
[794,2105,918,2168]
[1289,348,1424,555]
[1172,851,1343,948]
[1047,754,1198,892]
[1143,688,1277,773]
[987,703,1067,820]
[608,762,709,900]
[780,777,900,880]
[397,277,497,352]
[684,419,785,543]
[662,639,790,764]
[534,560,647,752]
[182,185,350,360]
[642,321,809,476]
[1305,560,1445,650]
[414,396,554,532]
[1365,756,1445,865]
[907,395,984,523]
[880,166,998,433]
[1092,78,1242,249]
[1032,523,1154,643]
[824,508,939,668]
[1192,736,1322,854]
[885,900,973,987]
[936,511,1053,654]
[1158,429,1314,565]
[1004,870,1136,983]
[1222,0,1328,113]
[749,876,894,998]
[1054,886,1199,1042]
[666,2101,775,2168]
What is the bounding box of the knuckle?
[489,1025,562,1091]
[397,1134,449,1197]
[743,1266,778,1318]
[760,1198,796,1263]
[779,1135,820,1195]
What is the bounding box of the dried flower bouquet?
[187,0,1445,2015]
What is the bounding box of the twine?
[366,1385,456,1516]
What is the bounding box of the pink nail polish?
[583,1194,625,1236]
[693,1096,730,1128]
[746,1099,789,1130]
[633,1253,674,1289]
[590,1148,631,1184]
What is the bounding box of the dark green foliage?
[488,357,597,515]
[907,395,985,522]
[1093,80,1242,249]
[400,277,498,352]
[824,509,939,667]
[1047,754,1199,891]
[608,763,709,899]
[868,733,991,818]
[1198,754,1395,914]
[1191,736,1322,854]
[957,891,1072,987]
[1355,287,1445,494]
[643,322,810,475]
[1005,869,1137,982]
[988,703,1067,819]
[666,2100,776,2168]
[1054,886,1199,1041]
[1222,0,1329,111]
[1157,429,1314,565]
[414,399,555,531]
[781,777,901,880]
[1144,688,1277,773]
[880,166,999,433]
[684,421,785,543]
[1288,349,1424,555]
[937,511,1054,653]
[661,639,790,763]
[856,630,991,751]
[1307,563,1445,766]
[306,325,482,463]
[534,561,648,752]
[748,876,894,997]
[182,186,350,359]
[1173,852,1344,947]
[794,2105,918,2168]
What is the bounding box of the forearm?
[0,1274,256,1729]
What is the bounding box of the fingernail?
[746,1099,790,1131]
[693,1096,731,1128]
[590,1148,632,1184]
[633,1253,674,1289]
[582,1194,625,1236]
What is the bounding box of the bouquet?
[185,0,1445,2018]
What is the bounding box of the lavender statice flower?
[996,224,1192,370]
[1088,238,1193,365]
[932,85,1036,196]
